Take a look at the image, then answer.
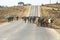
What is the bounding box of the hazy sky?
[0,0,60,6]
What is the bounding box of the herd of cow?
[7,16,19,22]
[7,16,54,27]
[22,16,54,27]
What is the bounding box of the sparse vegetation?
[40,4,60,27]
[54,19,60,27]
[0,6,30,23]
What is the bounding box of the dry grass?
[0,19,7,24]
[54,19,60,27]
[0,21,6,24]
[0,6,30,17]
[0,6,30,23]
[40,4,60,28]
[40,4,60,18]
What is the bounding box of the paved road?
[0,6,60,40]
[0,20,60,40]
[29,5,38,16]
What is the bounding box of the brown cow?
[35,17,40,26]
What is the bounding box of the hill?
[40,3,60,27]
[0,6,30,23]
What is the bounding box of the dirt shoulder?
[52,25,60,34]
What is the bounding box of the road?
[0,6,60,40]
[29,5,38,16]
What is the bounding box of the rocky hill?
[40,3,60,27]
[0,6,30,22]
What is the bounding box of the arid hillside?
[40,3,60,27]
[40,4,60,18]
[0,6,30,23]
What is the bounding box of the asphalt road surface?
[0,6,60,40]
[29,5,38,17]
[0,20,60,40]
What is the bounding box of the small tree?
[18,2,24,5]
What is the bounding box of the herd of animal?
[7,16,54,27]
[22,16,54,27]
